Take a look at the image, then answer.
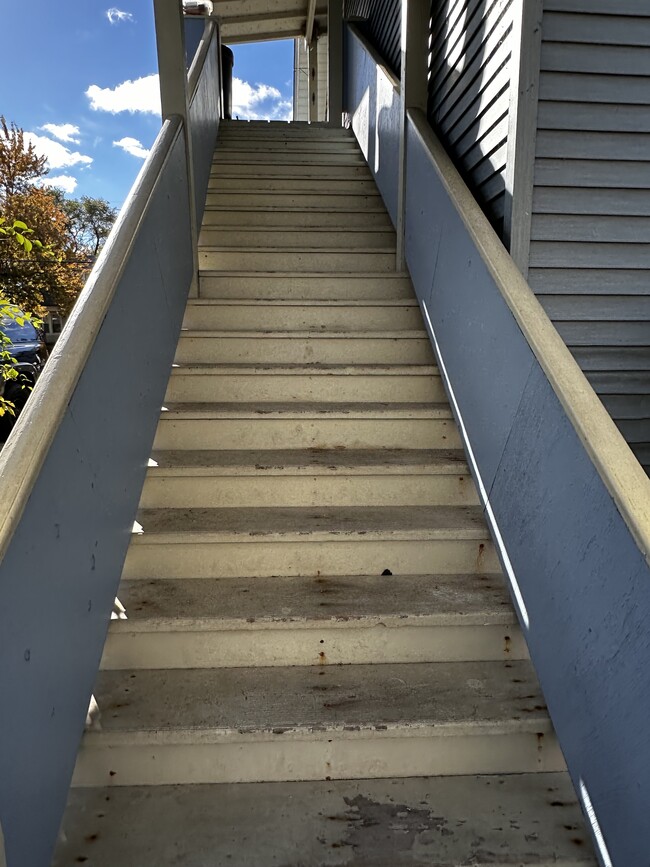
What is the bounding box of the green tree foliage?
[0,117,117,317]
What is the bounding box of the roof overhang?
[211,0,328,44]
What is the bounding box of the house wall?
[528,0,650,474]
[345,0,401,76]
[428,0,516,236]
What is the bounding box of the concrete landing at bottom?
[54,773,596,866]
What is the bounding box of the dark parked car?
[0,311,48,439]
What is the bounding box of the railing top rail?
[0,116,184,563]
[407,108,650,565]
[188,18,217,104]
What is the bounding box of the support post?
[153,0,199,297]
[503,0,543,278]
[328,0,343,126]
[309,38,320,122]
[396,0,429,270]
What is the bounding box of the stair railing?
[0,20,220,867]
[344,21,650,867]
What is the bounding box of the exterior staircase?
[54,122,596,865]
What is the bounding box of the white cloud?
[24,132,93,170]
[106,7,134,23]
[86,74,161,115]
[232,78,292,121]
[85,72,291,120]
[40,123,81,144]
[113,136,150,159]
[41,175,78,194]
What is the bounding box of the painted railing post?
[328,0,343,125]
[396,0,429,270]
[503,0,543,277]
[154,0,199,297]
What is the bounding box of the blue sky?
[1,2,293,208]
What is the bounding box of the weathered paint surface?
[189,24,220,226]
[345,26,650,865]
[0,131,192,867]
[403,106,650,867]
[343,25,401,226]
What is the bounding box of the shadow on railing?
[0,20,220,867]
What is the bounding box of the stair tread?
[161,401,451,418]
[113,573,514,631]
[185,298,419,306]
[179,329,428,337]
[148,448,466,473]
[54,773,596,867]
[133,505,489,540]
[169,362,438,373]
[87,660,548,739]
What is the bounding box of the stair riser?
[209,178,378,193]
[198,274,414,300]
[123,539,498,579]
[199,251,395,272]
[101,624,526,670]
[140,474,479,509]
[175,337,435,364]
[214,153,366,166]
[153,419,462,450]
[211,164,371,179]
[215,143,360,154]
[72,731,563,787]
[202,209,392,228]
[205,192,382,209]
[182,305,418,331]
[199,229,395,250]
[165,374,443,403]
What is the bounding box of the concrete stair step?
[103,572,524,669]
[202,205,392,228]
[141,448,477,508]
[153,402,460,449]
[206,190,383,208]
[198,272,415,299]
[175,331,435,364]
[182,300,417,331]
[54,773,596,866]
[198,227,395,250]
[199,248,396,272]
[73,660,562,786]
[165,363,444,402]
[123,505,497,579]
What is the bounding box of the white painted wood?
[153,0,198,296]
[199,272,414,298]
[174,332,435,364]
[55,775,596,866]
[199,227,395,249]
[309,37,319,122]
[102,572,522,668]
[198,272,414,299]
[153,404,461,450]
[182,300,415,330]
[165,364,443,402]
[504,0,543,276]
[202,206,392,227]
[397,0,429,268]
[328,0,343,124]
[199,249,396,272]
